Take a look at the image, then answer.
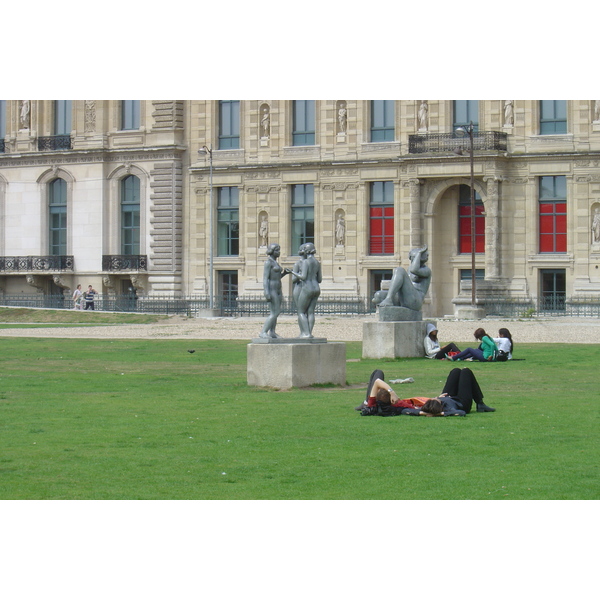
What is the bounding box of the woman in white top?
[424,323,461,359]
[493,328,513,359]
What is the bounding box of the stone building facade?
[2,99,600,317]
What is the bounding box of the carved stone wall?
[149,161,183,271]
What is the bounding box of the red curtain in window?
[370,206,394,254]
[459,204,485,253]
[539,202,566,252]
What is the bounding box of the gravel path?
[0,315,599,343]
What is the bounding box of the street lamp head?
[198,145,211,157]
[454,121,474,137]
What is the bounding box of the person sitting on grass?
[424,323,461,359]
[448,328,498,362]
[358,367,495,416]
[493,328,514,360]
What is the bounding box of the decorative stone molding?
[246,171,281,180]
[52,275,70,290]
[26,275,45,291]
[130,275,146,293]
[84,101,96,133]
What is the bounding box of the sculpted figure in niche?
[20,100,30,129]
[291,242,322,338]
[261,106,270,138]
[592,207,600,244]
[338,102,347,133]
[335,214,345,246]
[375,245,431,311]
[594,101,600,123]
[259,243,289,339]
[259,215,269,247]
[504,100,514,126]
[418,101,428,131]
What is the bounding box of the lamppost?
[455,122,477,308]
[198,145,214,310]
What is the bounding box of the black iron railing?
[408,130,508,154]
[102,255,148,271]
[0,255,74,272]
[0,139,5,153]
[37,135,72,151]
[0,294,376,316]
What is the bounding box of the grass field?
[1,333,598,500]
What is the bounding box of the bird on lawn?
[187,349,196,353]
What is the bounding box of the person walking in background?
[84,285,98,310]
[449,328,498,362]
[424,323,461,359]
[72,284,83,310]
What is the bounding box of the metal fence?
[2,293,599,318]
[0,294,376,317]
[482,295,600,318]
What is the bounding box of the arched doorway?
[426,179,487,317]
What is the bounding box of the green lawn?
[0,337,598,499]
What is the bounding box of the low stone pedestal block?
[247,340,346,389]
[454,306,486,320]
[362,321,436,359]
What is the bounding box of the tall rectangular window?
[217,187,239,256]
[292,100,315,145]
[54,100,72,135]
[540,100,567,134]
[369,181,394,254]
[453,100,479,131]
[458,184,485,253]
[218,100,240,149]
[370,101,394,142]
[49,178,67,255]
[539,175,567,252]
[291,184,314,253]
[121,100,141,130]
[121,175,141,255]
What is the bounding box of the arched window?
[49,178,67,255]
[121,175,140,255]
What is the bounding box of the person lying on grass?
[358,368,495,417]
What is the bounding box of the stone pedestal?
[454,306,486,319]
[247,339,346,389]
[378,306,422,322]
[362,321,436,359]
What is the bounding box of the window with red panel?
[369,181,394,255]
[458,185,485,254]
[539,176,567,253]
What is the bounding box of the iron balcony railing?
[37,135,72,151]
[408,130,508,154]
[0,139,5,153]
[0,255,74,272]
[102,255,148,271]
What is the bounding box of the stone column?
[408,178,423,248]
[484,176,502,279]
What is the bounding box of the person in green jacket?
[448,328,498,362]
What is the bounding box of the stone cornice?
[0,146,186,167]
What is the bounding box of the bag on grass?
[496,349,509,362]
